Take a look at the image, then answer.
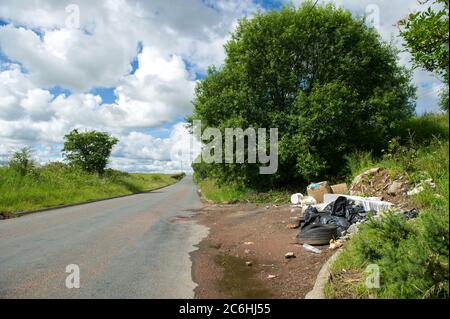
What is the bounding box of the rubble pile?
[290,169,422,250]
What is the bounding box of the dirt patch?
[191,203,333,299]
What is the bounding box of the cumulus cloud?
[0,0,444,172]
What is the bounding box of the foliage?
[195,178,290,204]
[0,162,183,214]
[327,114,449,299]
[399,0,449,110]
[189,1,415,189]
[62,129,119,174]
[8,147,36,176]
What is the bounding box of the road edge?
[1,177,185,220]
[304,248,343,299]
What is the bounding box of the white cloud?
[0,0,444,172]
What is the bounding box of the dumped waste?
[300,196,376,237]
[296,195,420,246]
[302,243,322,254]
[291,172,421,249]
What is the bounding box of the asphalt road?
[0,176,208,299]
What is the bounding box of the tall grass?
[196,178,290,204]
[0,163,184,215]
[326,113,449,299]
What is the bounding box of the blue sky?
[0,0,445,171]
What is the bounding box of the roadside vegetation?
[0,162,184,216]
[326,113,448,298]
[190,0,448,299]
[0,129,185,216]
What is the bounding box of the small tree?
[399,0,449,111]
[9,147,36,176]
[62,129,119,175]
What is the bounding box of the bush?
[8,147,36,176]
[62,129,119,175]
[328,118,449,299]
[189,1,415,189]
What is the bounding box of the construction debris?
[307,181,332,203]
[330,183,349,195]
[407,178,436,196]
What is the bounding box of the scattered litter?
[302,243,322,254]
[404,208,419,219]
[267,274,277,279]
[407,178,436,196]
[244,242,254,245]
[245,261,253,266]
[297,223,337,245]
[323,194,393,214]
[331,183,349,195]
[307,181,332,203]
[287,223,299,229]
[290,193,303,204]
[244,249,251,254]
[290,193,317,206]
[329,239,343,250]
[261,264,275,267]
[407,186,424,196]
[285,252,296,259]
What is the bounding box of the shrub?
[62,129,119,175]
[8,147,36,176]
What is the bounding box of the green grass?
[326,113,449,299]
[196,178,290,204]
[0,163,185,216]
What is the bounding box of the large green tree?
[399,0,449,111]
[62,129,118,175]
[189,2,415,188]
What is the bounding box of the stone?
[285,252,296,259]
[329,239,343,250]
[387,181,404,195]
[347,223,359,235]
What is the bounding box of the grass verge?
[196,178,290,204]
[0,163,185,216]
[325,114,449,299]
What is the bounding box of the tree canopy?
[189,1,415,188]
[62,129,118,175]
[399,0,449,111]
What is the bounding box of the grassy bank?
[195,178,290,204]
[0,163,184,216]
[325,114,449,298]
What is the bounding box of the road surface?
[0,176,208,298]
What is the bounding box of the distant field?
[0,164,184,216]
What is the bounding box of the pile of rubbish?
[290,178,420,249]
